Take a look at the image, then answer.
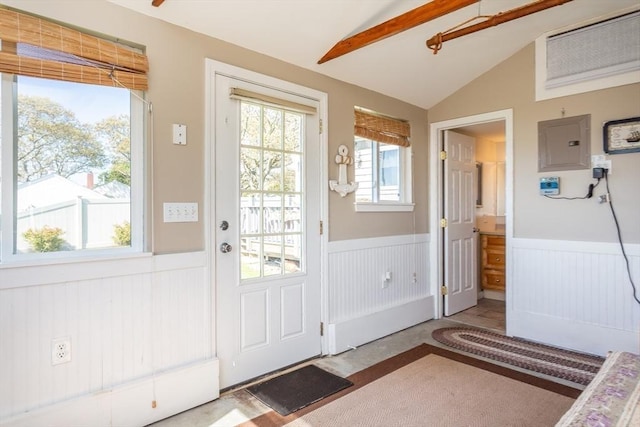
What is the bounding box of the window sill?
[0,249,151,270]
[354,202,415,213]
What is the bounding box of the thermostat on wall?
[539,177,560,195]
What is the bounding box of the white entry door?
[443,130,477,316]
[214,74,322,388]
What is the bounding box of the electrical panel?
[540,177,560,195]
[538,114,590,172]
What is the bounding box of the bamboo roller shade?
[354,109,410,147]
[0,8,148,90]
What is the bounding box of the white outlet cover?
[591,155,612,174]
[52,337,72,365]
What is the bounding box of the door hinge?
[320,220,324,235]
[440,150,447,160]
[320,322,324,336]
[440,218,447,228]
[319,119,323,134]
[441,285,448,296]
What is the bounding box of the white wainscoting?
[508,238,640,356]
[326,234,434,354]
[0,252,218,427]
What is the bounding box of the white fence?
[16,198,130,252]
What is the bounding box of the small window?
[353,108,413,212]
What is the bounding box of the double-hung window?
[353,107,413,212]
[0,7,148,262]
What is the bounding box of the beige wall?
[430,43,640,243]
[4,0,429,252]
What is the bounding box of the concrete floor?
[150,298,508,427]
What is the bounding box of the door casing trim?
[428,110,513,329]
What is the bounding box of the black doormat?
[246,364,353,416]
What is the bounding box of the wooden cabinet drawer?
[482,270,505,291]
[480,233,506,291]
[484,248,505,269]
[482,235,505,249]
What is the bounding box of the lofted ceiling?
[108,0,638,109]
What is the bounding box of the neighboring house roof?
[94,180,131,199]
[17,174,109,212]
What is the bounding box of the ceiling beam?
[152,0,165,7]
[426,0,573,53]
[318,0,479,64]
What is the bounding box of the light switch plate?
[163,202,198,222]
[172,124,187,145]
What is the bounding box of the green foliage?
[94,115,131,186]
[23,226,65,252]
[17,95,106,183]
[239,103,302,192]
[17,96,132,188]
[112,221,131,246]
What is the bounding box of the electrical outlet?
[52,337,71,365]
[591,155,612,175]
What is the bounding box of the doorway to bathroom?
[429,110,512,333]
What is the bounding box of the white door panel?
[444,130,477,316]
[214,74,321,388]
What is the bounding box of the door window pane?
[239,101,304,281]
[240,236,261,279]
[263,107,283,150]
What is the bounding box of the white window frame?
[354,137,414,213]
[0,74,146,265]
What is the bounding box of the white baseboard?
[3,359,219,427]
[483,290,505,301]
[327,296,435,355]
[510,311,640,357]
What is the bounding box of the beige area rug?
[241,344,580,427]
[285,354,574,427]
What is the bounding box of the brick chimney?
[86,172,94,189]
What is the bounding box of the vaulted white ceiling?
[109,0,639,109]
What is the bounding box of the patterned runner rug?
[432,326,605,385]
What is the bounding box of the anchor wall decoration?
[329,144,358,197]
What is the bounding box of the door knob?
[220,220,229,230]
[472,227,480,233]
[220,242,232,253]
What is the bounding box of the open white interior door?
[214,73,322,388]
[443,130,478,316]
